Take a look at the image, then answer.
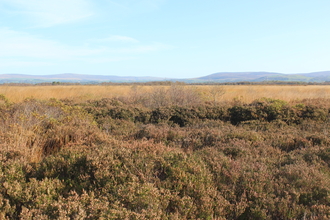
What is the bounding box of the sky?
[1,0,330,78]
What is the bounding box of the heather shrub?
[2,96,330,219]
[149,107,174,124]
[0,94,10,107]
[317,147,330,166]
[299,105,328,121]
[229,98,294,125]
[229,105,258,125]
[134,124,182,145]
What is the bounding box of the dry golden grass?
[1,84,330,103]
[0,85,133,103]
[204,85,330,103]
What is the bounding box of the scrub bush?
[1,96,330,219]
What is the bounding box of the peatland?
[1,83,330,219]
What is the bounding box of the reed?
[1,84,330,103]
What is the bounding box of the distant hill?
[196,72,278,82]
[1,71,330,83]
[193,71,330,83]
[0,74,168,83]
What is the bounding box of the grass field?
[1,84,330,103]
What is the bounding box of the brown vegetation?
[1,86,330,219]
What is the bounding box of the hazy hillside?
[0,73,167,83]
[196,72,278,82]
[194,71,330,82]
[1,71,330,83]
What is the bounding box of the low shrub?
[2,97,330,219]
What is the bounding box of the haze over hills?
[0,74,168,83]
[1,71,330,83]
[195,71,330,82]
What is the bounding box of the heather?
[1,92,330,219]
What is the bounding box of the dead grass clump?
[0,99,105,162]
[124,84,203,108]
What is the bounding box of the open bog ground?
[2,84,330,103]
[2,84,330,219]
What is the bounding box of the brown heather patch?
[2,94,330,218]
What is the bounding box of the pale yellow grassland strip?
[1,85,330,103]
[0,85,133,103]
[221,85,330,103]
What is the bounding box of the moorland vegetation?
[2,83,330,103]
[1,84,330,219]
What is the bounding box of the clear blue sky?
[1,0,330,78]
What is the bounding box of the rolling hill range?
[0,74,167,83]
[193,71,330,83]
[1,71,330,83]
